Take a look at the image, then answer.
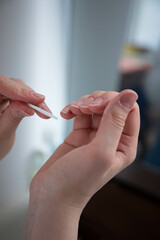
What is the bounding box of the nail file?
[26,103,58,120]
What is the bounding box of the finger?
[116,102,140,166]
[74,91,105,115]
[95,89,138,157]
[0,93,8,102]
[34,102,54,119]
[0,100,9,116]
[0,75,45,105]
[69,91,118,116]
[91,114,102,129]
[60,105,75,119]
[0,101,34,138]
[70,95,90,115]
[79,97,95,114]
[60,95,89,119]
[79,91,106,114]
[89,91,119,113]
[73,92,119,130]
[60,91,118,119]
[73,114,92,130]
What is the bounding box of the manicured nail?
[75,99,85,106]
[71,99,84,109]
[90,97,104,106]
[120,92,138,110]
[31,92,45,99]
[40,103,52,113]
[17,110,31,117]
[80,97,94,108]
[61,106,70,114]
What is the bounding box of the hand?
[24,90,140,240]
[0,75,52,159]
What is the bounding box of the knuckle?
[8,111,20,123]
[112,111,125,129]
[8,103,22,123]
[19,87,28,95]
[0,75,7,83]
[15,86,29,97]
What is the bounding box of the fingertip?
[60,106,75,119]
[60,111,75,119]
[119,90,138,111]
[29,92,45,104]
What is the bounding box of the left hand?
[32,89,139,206]
[24,90,140,240]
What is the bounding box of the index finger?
[0,75,45,104]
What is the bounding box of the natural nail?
[61,106,70,114]
[120,92,138,110]
[76,99,85,105]
[40,103,52,113]
[80,97,94,107]
[90,97,104,106]
[31,92,45,99]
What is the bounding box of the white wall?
[0,0,68,209]
[68,0,132,104]
[128,0,160,50]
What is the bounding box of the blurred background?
[0,0,160,239]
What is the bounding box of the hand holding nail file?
[26,103,58,120]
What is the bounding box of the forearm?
[23,191,81,240]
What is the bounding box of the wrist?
[23,183,82,240]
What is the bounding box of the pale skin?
[0,75,52,159]
[0,76,140,240]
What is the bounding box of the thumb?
[95,90,138,156]
[0,101,34,138]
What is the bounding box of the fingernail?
[120,92,138,110]
[71,99,84,109]
[90,97,104,106]
[40,103,52,113]
[61,106,70,114]
[31,92,45,99]
[80,97,94,108]
[75,99,85,106]
[17,110,31,117]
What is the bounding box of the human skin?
[23,89,140,240]
[0,75,52,159]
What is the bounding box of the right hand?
[0,75,52,159]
